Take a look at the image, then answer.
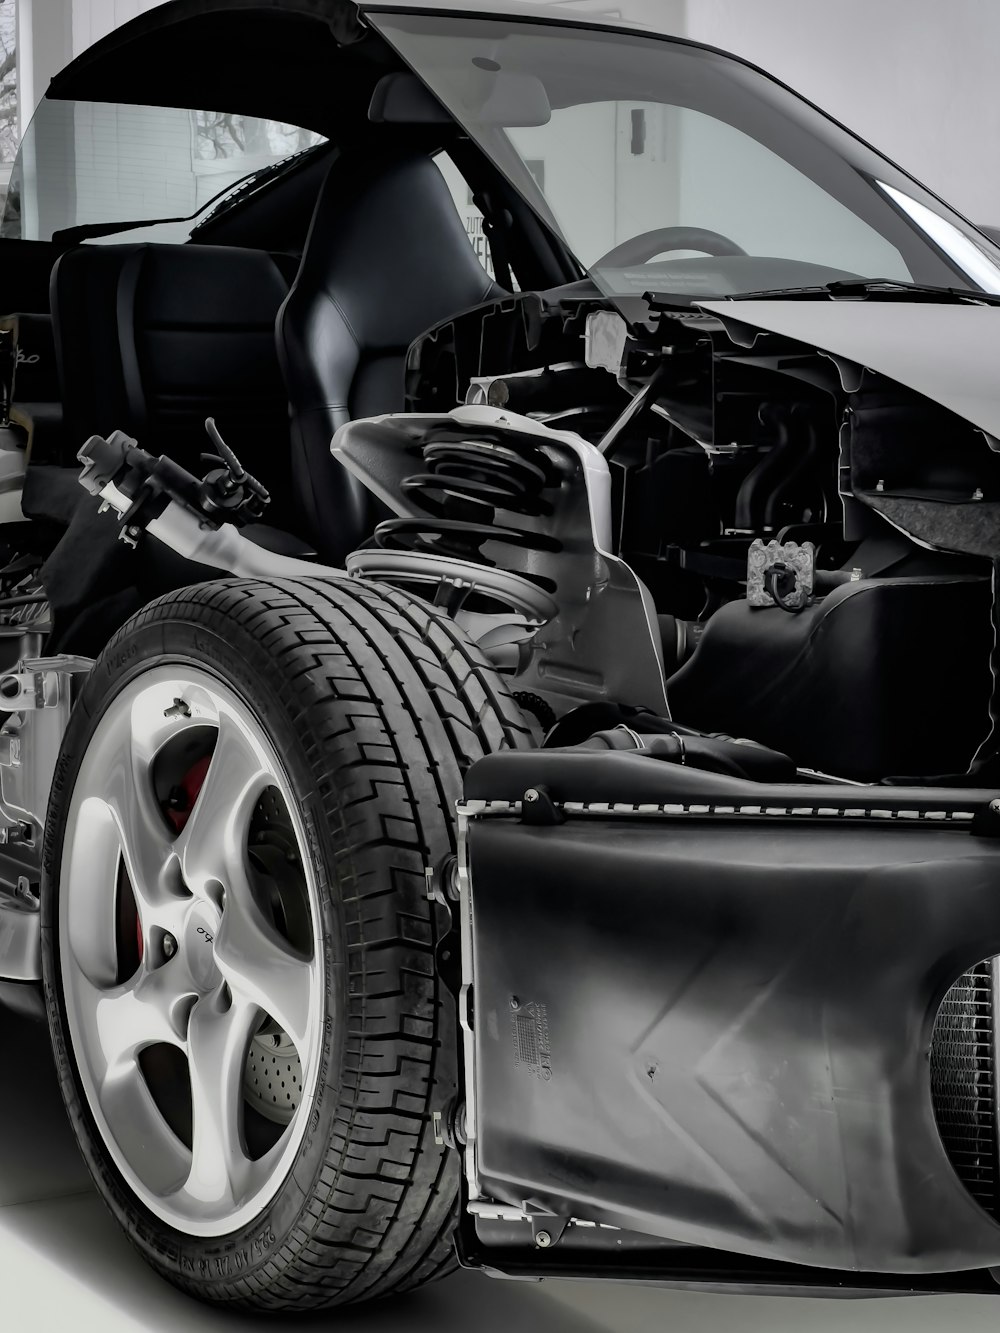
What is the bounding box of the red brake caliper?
[136,755,212,961]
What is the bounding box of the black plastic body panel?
[464,750,1000,1274]
[457,1212,1000,1295]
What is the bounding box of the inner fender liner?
[463,754,1000,1273]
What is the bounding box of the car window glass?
[509,102,912,282]
[1,99,325,243]
[372,15,1000,306]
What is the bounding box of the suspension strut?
[350,421,565,625]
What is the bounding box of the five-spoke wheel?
[59,666,322,1235]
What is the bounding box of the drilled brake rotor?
[242,786,307,1125]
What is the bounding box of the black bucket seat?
[276,149,502,563]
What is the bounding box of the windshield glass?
[371,12,1000,311]
[1,98,325,243]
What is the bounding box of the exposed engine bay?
[331,285,998,788]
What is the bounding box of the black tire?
[41,576,532,1313]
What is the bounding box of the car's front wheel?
[41,576,530,1312]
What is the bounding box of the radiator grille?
[930,959,999,1215]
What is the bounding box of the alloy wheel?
[58,666,324,1237]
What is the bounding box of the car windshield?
[0,99,325,243]
[371,11,1000,315]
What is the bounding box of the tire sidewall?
[42,602,351,1292]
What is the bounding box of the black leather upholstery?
[51,244,131,447]
[667,575,995,782]
[276,150,502,563]
[51,242,296,523]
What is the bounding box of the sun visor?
[368,72,452,125]
[370,67,550,129]
[475,70,551,127]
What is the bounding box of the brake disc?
[245,1022,303,1126]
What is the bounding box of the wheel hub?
[182,902,223,992]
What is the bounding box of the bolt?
[535,1231,552,1249]
[524,789,539,804]
[162,933,178,960]
[510,996,520,1010]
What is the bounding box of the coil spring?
[373,427,562,572]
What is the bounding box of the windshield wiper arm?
[721,279,1000,306]
[191,145,325,231]
[51,149,319,247]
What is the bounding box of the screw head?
[524,789,539,804]
[534,1230,552,1248]
[991,799,1000,815]
[162,933,178,960]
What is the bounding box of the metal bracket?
[747,539,815,611]
[468,1200,531,1223]
[521,786,565,826]
[0,656,92,712]
[425,854,460,904]
[531,1216,570,1249]
[432,1098,467,1150]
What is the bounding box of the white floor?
[2,1010,1000,1333]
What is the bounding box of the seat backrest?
[51,241,296,523]
[276,149,502,563]
[51,243,133,449]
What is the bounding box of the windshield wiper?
[723,279,1000,307]
[52,147,321,247]
[191,145,325,231]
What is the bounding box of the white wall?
[70,0,162,57]
[17,0,161,130]
[678,0,1000,226]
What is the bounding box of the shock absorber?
[347,420,564,626]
